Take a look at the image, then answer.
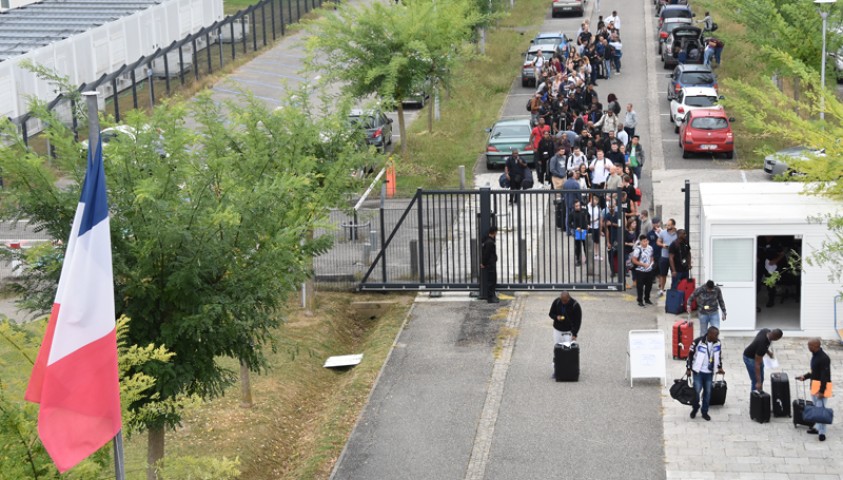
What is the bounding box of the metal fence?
[10,0,329,145]
[339,188,628,293]
[0,221,53,284]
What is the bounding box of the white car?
[669,87,723,133]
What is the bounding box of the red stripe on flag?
[24,303,60,403]
[36,327,122,473]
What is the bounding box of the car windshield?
[349,116,377,129]
[690,117,728,130]
[492,125,530,137]
[680,73,715,84]
[685,96,718,107]
[664,10,693,19]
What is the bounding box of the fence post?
[21,118,28,146]
[296,0,301,21]
[205,31,213,73]
[288,0,293,26]
[416,188,425,284]
[478,186,491,298]
[147,64,155,106]
[178,45,186,85]
[192,37,199,80]
[218,27,224,69]
[70,100,79,141]
[682,179,690,240]
[163,51,172,95]
[251,10,258,51]
[280,0,286,35]
[130,70,138,109]
[111,77,120,122]
[380,183,388,283]
[270,0,277,40]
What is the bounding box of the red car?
[679,108,734,159]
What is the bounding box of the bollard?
[409,239,419,278]
[518,238,528,280]
[459,165,466,190]
[470,237,478,281]
[362,243,371,266]
[369,229,378,250]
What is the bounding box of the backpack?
[526,98,533,112]
[611,102,621,116]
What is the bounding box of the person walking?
[549,145,568,191]
[657,218,678,296]
[548,291,583,343]
[669,228,692,289]
[743,328,784,395]
[480,226,499,303]
[796,338,833,442]
[631,234,655,307]
[627,135,645,180]
[623,103,637,139]
[687,280,727,333]
[686,326,725,421]
[505,150,528,205]
[569,199,589,267]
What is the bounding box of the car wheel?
[486,158,494,170]
[658,44,663,55]
[522,80,529,88]
[674,124,680,134]
[725,150,734,160]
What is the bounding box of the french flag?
[25,136,122,473]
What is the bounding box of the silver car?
[763,146,825,176]
[551,0,584,17]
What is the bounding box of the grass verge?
[119,292,413,480]
[396,0,550,192]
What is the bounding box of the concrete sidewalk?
[331,292,667,479]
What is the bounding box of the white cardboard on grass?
[627,330,666,387]
[324,354,364,369]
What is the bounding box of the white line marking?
[660,113,671,116]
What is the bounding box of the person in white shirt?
[609,36,623,74]
[685,327,725,421]
[615,124,629,148]
[533,49,545,84]
[587,195,603,258]
[605,11,621,33]
[632,234,655,307]
[567,147,588,172]
[589,150,613,188]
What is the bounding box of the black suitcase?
[771,372,791,417]
[554,342,580,382]
[554,199,565,230]
[751,390,771,423]
[710,373,727,406]
[793,379,814,428]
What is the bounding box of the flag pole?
[81,90,126,480]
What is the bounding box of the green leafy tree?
[0,88,370,478]
[305,0,488,151]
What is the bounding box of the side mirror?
[485,128,492,133]
[387,118,394,124]
[719,95,725,100]
[728,117,736,122]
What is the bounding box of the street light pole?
[815,0,837,121]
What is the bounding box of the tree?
[0,89,370,478]
[305,0,487,152]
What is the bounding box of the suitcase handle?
[795,377,809,400]
[715,372,725,381]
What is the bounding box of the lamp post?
[815,0,837,121]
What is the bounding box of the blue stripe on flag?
[78,135,109,236]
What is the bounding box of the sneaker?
[819,434,826,441]
[701,413,711,421]
[658,289,665,297]
[690,408,698,419]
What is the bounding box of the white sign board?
[627,330,666,387]
[324,354,363,369]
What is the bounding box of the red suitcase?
[672,319,694,360]
[678,278,697,312]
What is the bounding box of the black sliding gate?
[358,187,626,292]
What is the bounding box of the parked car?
[531,31,569,56]
[669,87,722,133]
[551,0,584,17]
[81,125,167,157]
[679,108,734,159]
[663,25,704,68]
[763,146,825,176]
[658,5,693,27]
[485,119,534,169]
[667,64,718,101]
[348,109,393,153]
[521,45,554,87]
[657,19,693,54]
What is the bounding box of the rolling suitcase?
[771,372,792,418]
[665,289,686,314]
[554,342,580,382]
[793,378,814,428]
[710,373,727,406]
[672,319,693,360]
[751,390,772,423]
[678,278,697,311]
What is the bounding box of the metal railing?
[9,0,329,145]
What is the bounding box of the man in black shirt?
[742,328,783,394]
[481,227,499,303]
[797,338,833,441]
[548,291,583,343]
[669,229,692,289]
[505,151,529,205]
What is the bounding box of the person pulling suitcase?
[685,326,724,421]
[796,338,833,442]
[549,292,582,380]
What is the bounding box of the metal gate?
[358,187,626,292]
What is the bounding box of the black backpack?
[526,98,533,112]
